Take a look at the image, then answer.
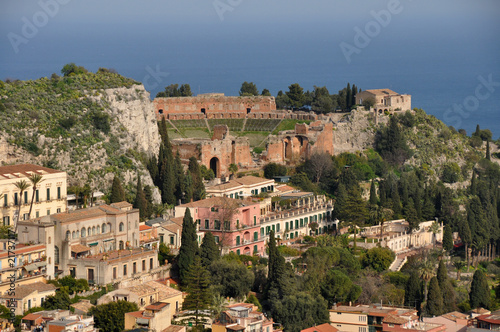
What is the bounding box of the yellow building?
[0,164,67,226]
[0,281,56,315]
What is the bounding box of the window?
[102,223,106,233]
[46,209,50,216]
[119,223,124,232]
[35,190,39,202]
[56,208,61,213]
[66,231,71,241]
[81,227,86,238]
[205,220,209,229]
[113,267,117,279]
[36,211,39,218]
[236,249,240,255]
[214,220,220,230]
[236,236,240,245]
[150,258,153,269]
[358,328,366,332]
[123,264,127,276]
[57,187,61,199]
[289,221,293,230]
[72,231,76,239]
[254,245,258,253]
[254,232,258,241]
[295,220,299,229]
[3,195,7,207]
[224,221,230,230]
[14,193,18,206]
[142,260,146,271]
[46,188,50,201]
[214,236,220,244]
[3,216,10,226]
[253,216,257,225]
[24,191,28,204]
[133,262,137,274]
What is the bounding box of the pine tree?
[133,175,148,220]
[178,208,199,285]
[200,232,219,267]
[404,271,422,310]
[486,139,491,160]
[470,269,490,309]
[369,180,377,205]
[110,174,126,203]
[443,224,453,252]
[183,256,212,327]
[426,277,444,317]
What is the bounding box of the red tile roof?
[22,313,43,321]
[145,302,169,311]
[301,323,339,332]
[0,164,64,180]
[140,225,152,231]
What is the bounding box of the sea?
[1,21,499,138]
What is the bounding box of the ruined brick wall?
[154,95,277,120]
[171,141,201,161]
[232,139,252,167]
[265,140,285,163]
[212,125,228,141]
[311,123,334,155]
[295,123,309,135]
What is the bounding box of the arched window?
[87,227,91,236]
[119,241,124,250]
[54,246,59,264]
[102,223,106,233]
[72,231,76,239]
[76,230,79,238]
[65,231,70,241]
[97,225,100,234]
[81,227,86,238]
[92,226,96,235]
[119,223,124,232]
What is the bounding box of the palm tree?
[452,259,465,281]
[430,221,441,249]
[27,173,44,219]
[419,259,435,307]
[13,180,30,230]
[211,294,228,320]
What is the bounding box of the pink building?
[176,197,265,256]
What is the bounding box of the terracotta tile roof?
[276,185,294,192]
[0,244,45,259]
[207,180,242,191]
[110,201,133,209]
[472,308,491,315]
[1,282,56,299]
[477,314,500,324]
[162,223,181,234]
[0,164,63,180]
[51,205,127,223]
[126,311,151,319]
[301,323,339,332]
[70,300,94,313]
[364,89,399,96]
[140,225,152,231]
[441,311,469,321]
[127,281,182,300]
[145,302,169,311]
[233,176,273,186]
[161,326,185,332]
[71,244,92,253]
[227,325,245,331]
[383,314,409,325]
[22,313,43,321]
[169,217,183,226]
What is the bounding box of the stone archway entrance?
[210,157,220,177]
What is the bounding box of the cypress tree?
[333,183,347,220]
[174,151,185,204]
[443,224,453,252]
[470,171,477,196]
[200,232,219,267]
[369,180,377,205]
[189,157,205,201]
[133,175,148,220]
[184,172,193,203]
[346,83,352,109]
[182,256,212,327]
[470,269,490,309]
[486,139,491,160]
[436,260,447,286]
[474,124,480,137]
[147,155,159,188]
[426,277,444,317]
[110,174,126,203]
[404,271,422,310]
[178,208,199,285]
[391,185,402,217]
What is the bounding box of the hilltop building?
[355,89,411,113]
[0,164,67,227]
[212,303,274,332]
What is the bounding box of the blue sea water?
[1,18,499,138]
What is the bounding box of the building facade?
[355,89,411,113]
[0,164,67,227]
